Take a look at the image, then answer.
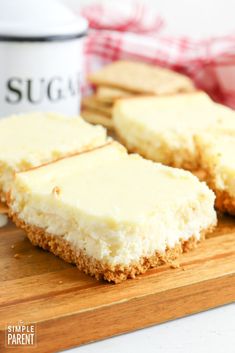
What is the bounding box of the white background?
[63,0,235,38]
[61,1,235,352]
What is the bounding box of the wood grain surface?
[0,215,234,352]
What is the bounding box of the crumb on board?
[52,186,61,196]
[14,253,20,259]
[169,261,180,269]
[58,280,63,285]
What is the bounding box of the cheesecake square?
[196,132,235,215]
[9,142,216,283]
[113,92,235,171]
[0,112,107,201]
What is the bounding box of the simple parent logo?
[5,320,36,348]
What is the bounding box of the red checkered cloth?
[81,2,235,108]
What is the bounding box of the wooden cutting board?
[0,216,234,353]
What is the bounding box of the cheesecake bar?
[9,142,216,283]
[0,112,107,201]
[113,92,235,171]
[196,132,235,215]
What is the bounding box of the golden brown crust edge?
[214,189,235,215]
[197,147,235,215]
[0,192,9,214]
[203,173,235,215]
[10,213,213,283]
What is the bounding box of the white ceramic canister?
[0,0,88,117]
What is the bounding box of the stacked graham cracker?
[82,60,195,130]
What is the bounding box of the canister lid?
[0,0,88,41]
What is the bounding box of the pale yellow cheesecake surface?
[0,112,107,200]
[113,92,235,170]
[10,142,216,268]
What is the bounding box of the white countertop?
[65,303,235,353]
[2,213,232,350]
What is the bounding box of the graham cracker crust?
[0,191,6,203]
[199,165,235,215]
[11,213,211,283]
[213,189,235,216]
[0,192,8,214]
[201,176,235,215]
